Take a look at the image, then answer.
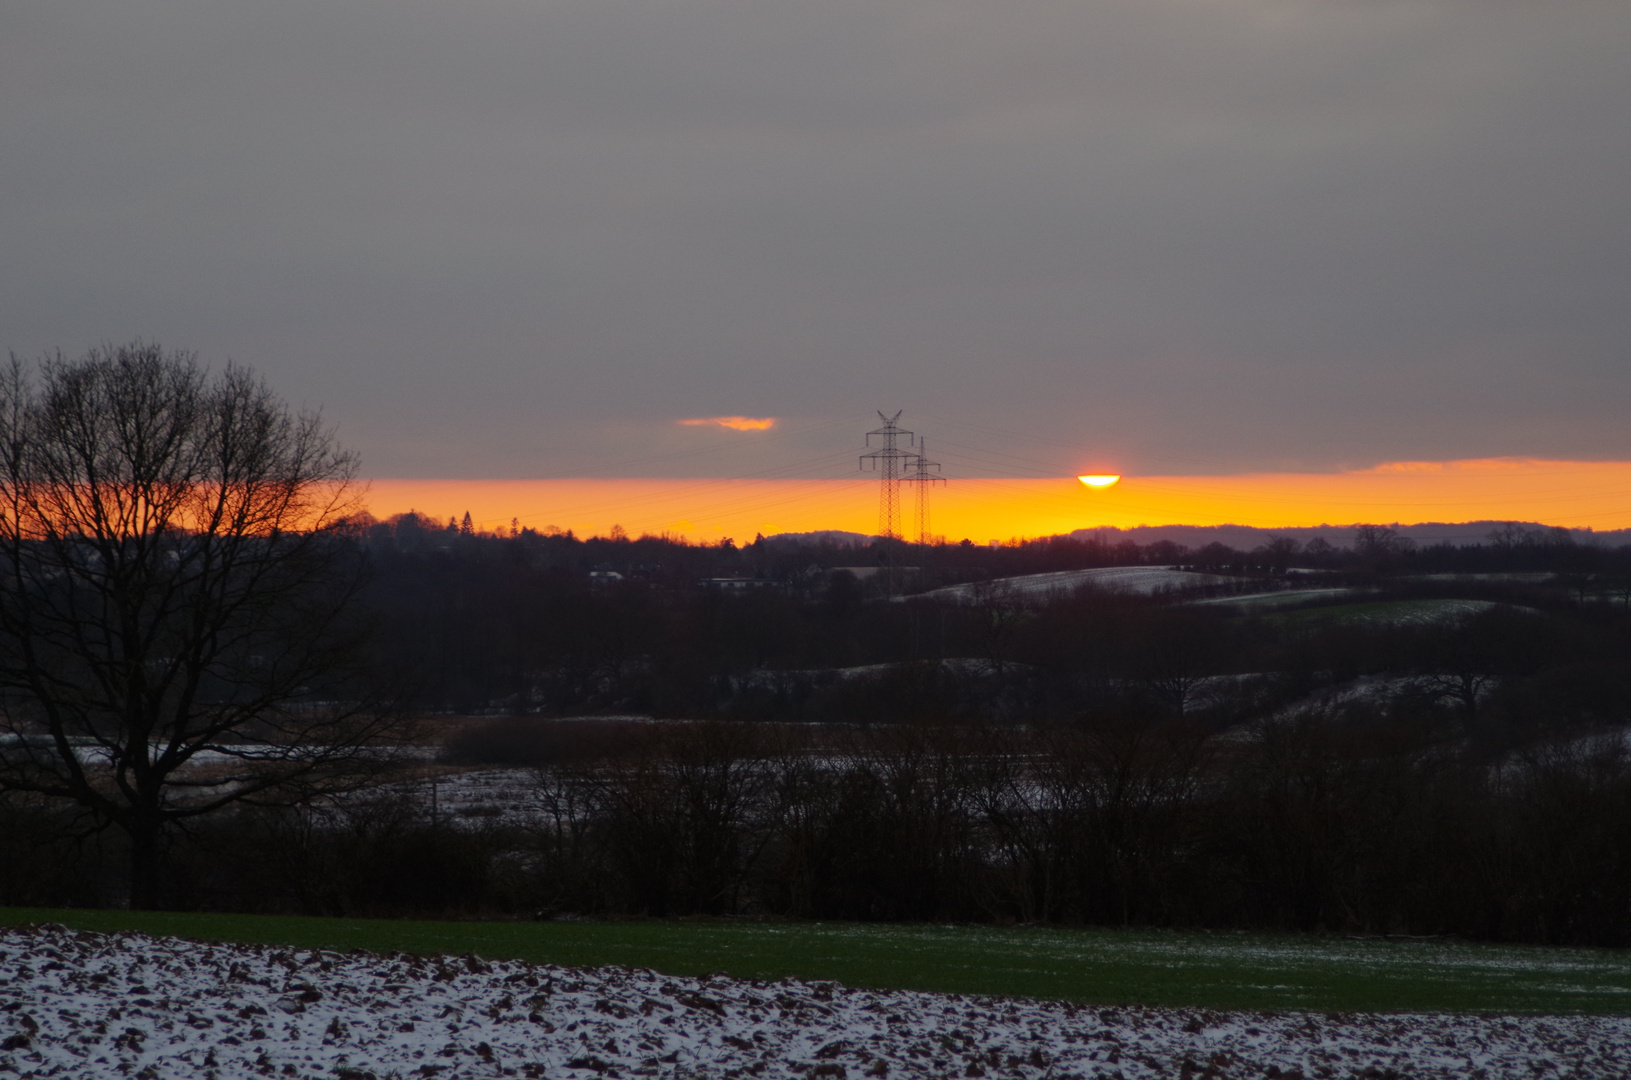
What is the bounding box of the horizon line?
[351,461,1631,543]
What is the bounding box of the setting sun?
[1077,474,1121,489]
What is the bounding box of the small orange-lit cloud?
[1078,474,1121,489]
[678,416,777,431]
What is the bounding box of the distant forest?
[357,511,1630,724]
[11,510,1631,945]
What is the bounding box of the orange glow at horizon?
[1078,474,1121,489]
[678,416,777,431]
[359,458,1631,543]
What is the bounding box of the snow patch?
[4,924,1629,1079]
[916,567,1237,603]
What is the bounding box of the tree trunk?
[125,815,163,911]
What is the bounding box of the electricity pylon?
[903,439,945,547]
[860,410,914,545]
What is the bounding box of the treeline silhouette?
[350,513,1631,727]
[8,514,1631,944]
[9,715,1631,946]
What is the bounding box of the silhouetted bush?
[441,718,656,767]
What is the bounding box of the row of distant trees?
[347,506,1630,581]
[9,714,1631,947]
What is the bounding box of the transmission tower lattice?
[860,410,915,544]
[903,439,945,547]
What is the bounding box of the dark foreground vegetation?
[9,508,1631,947]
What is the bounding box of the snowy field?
[6,924,1631,1079]
[915,567,1237,603]
[1186,588,1360,612]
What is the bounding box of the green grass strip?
[1263,597,1499,626]
[6,907,1630,1015]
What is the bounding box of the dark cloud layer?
[3,0,1628,477]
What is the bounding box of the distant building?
[828,566,919,580]
[702,576,766,590]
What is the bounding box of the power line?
[902,438,946,545]
[860,410,914,543]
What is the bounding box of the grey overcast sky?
[3,0,1629,479]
